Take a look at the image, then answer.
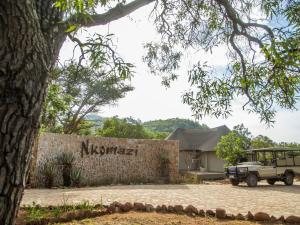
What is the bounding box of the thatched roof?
[166,125,230,152]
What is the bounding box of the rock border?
[23,202,300,225]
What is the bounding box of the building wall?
[31,133,179,187]
[179,151,197,171]
[206,151,225,172]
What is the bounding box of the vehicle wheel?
[230,179,239,186]
[267,179,276,185]
[284,173,294,186]
[246,174,258,187]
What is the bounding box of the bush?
[70,168,82,187]
[39,158,56,188]
[56,152,75,187]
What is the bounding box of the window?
[265,152,274,166]
[276,151,286,166]
[286,152,294,166]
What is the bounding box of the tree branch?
[82,0,156,27]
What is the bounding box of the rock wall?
[31,133,179,187]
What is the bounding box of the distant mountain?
[143,118,209,133]
[85,116,209,134]
[85,114,106,129]
[85,114,104,121]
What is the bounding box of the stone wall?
[31,133,179,187]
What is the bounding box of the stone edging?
[23,202,300,225]
[107,202,300,224]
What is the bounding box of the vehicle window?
[294,151,300,166]
[276,151,285,159]
[286,151,295,166]
[276,151,286,166]
[265,152,274,166]
[256,152,264,163]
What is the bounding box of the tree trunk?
[0,1,64,224]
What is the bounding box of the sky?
[59,3,300,143]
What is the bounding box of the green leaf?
[65,24,78,33]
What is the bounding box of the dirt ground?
[54,212,281,225]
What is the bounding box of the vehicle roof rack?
[247,147,300,152]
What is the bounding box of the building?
[166,125,230,173]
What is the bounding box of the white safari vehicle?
[225,148,300,187]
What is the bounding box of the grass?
[19,200,104,224]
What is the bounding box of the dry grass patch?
[55,212,282,225]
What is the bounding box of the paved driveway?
[22,182,300,217]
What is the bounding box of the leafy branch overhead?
[53,0,299,124]
[144,0,300,124]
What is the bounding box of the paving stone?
[215,208,226,219]
[254,212,270,221]
[285,215,300,224]
[184,205,198,215]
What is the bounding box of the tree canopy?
[215,124,251,165]
[216,124,300,165]
[143,0,300,124]
[48,0,300,125]
[97,117,168,139]
[41,62,133,134]
[251,135,275,148]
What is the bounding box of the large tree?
[97,117,150,138]
[0,0,299,224]
[0,0,152,224]
[251,135,275,148]
[215,124,252,165]
[41,62,133,134]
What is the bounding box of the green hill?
[143,118,209,133]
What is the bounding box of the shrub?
[56,152,75,187]
[39,158,56,188]
[70,168,82,187]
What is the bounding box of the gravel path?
[22,181,300,217]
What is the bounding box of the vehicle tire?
[246,174,258,187]
[230,179,239,186]
[267,179,276,185]
[284,172,294,186]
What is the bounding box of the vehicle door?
[275,151,286,175]
[258,151,277,177]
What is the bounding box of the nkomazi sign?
[81,140,138,158]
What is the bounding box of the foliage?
[216,123,300,165]
[21,200,103,223]
[56,152,76,187]
[144,0,300,124]
[39,158,56,188]
[24,202,45,222]
[158,151,170,164]
[56,152,75,166]
[277,142,300,148]
[41,62,133,134]
[216,131,247,166]
[143,118,208,133]
[251,135,275,149]
[215,124,251,165]
[232,124,252,149]
[70,168,82,187]
[145,129,169,140]
[97,117,167,139]
[98,117,148,139]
